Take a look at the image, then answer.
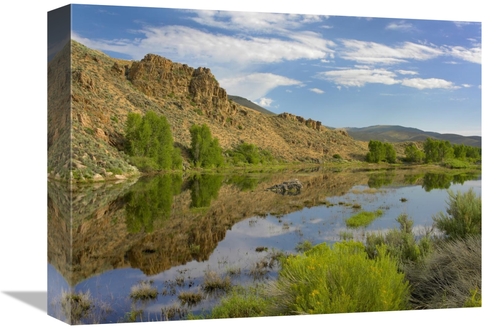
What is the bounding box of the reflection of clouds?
[309,218,324,224]
[231,217,298,238]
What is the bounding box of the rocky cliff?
[47,40,369,183]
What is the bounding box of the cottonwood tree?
[189,123,224,168]
[125,111,182,171]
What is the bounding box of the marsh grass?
[60,290,93,324]
[130,281,159,301]
[178,291,204,307]
[345,209,384,228]
[59,290,112,324]
[202,269,232,294]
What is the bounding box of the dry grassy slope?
[50,40,371,182]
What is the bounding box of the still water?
[47,167,481,324]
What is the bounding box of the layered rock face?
[278,112,323,131]
[125,54,238,120]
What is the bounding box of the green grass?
[208,286,270,319]
[345,209,384,228]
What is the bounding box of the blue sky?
[68,4,481,136]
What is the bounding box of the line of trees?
[407,138,481,164]
[125,112,277,172]
[366,138,481,165]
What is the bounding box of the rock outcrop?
[278,112,323,131]
[266,179,303,195]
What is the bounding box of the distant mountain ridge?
[227,95,276,116]
[344,125,481,147]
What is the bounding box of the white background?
[0,1,496,328]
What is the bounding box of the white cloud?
[219,73,302,101]
[443,45,481,64]
[74,23,335,68]
[318,68,399,87]
[189,10,326,33]
[401,78,459,90]
[257,97,274,107]
[462,84,472,88]
[339,39,481,65]
[319,67,459,90]
[396,70,419,75]
[385,20,416,32]
[310,88,325,94]
[339,39,443,64]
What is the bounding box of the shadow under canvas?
[3,291,47,313]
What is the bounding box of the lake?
[47,166,481,324]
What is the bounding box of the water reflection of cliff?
[48,167,480,286]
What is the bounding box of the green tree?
[404,143,424,163]
[189,124,224,168]
[453,144,467,160]
[125,111,182,171]
[366,140,397,163]
[423,138,454,163]
[465,145,481,162]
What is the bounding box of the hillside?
[47,40,368,183]
[345,125,481,147]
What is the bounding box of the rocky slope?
[48,40,369,183]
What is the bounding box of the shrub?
[404,236,481,309]
[365,214,433,267]
[432,188,481,240]
[267,241,410,315]
[226,142,275,165]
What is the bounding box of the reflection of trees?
[422,172,480,191]
[422,173,451,191]
[367,172,396,188]
[188,174,224,208]
[125,174,182,233]
[404,174,425,185]
[227,175,270,192]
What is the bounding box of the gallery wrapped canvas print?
[47,3,481,325]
